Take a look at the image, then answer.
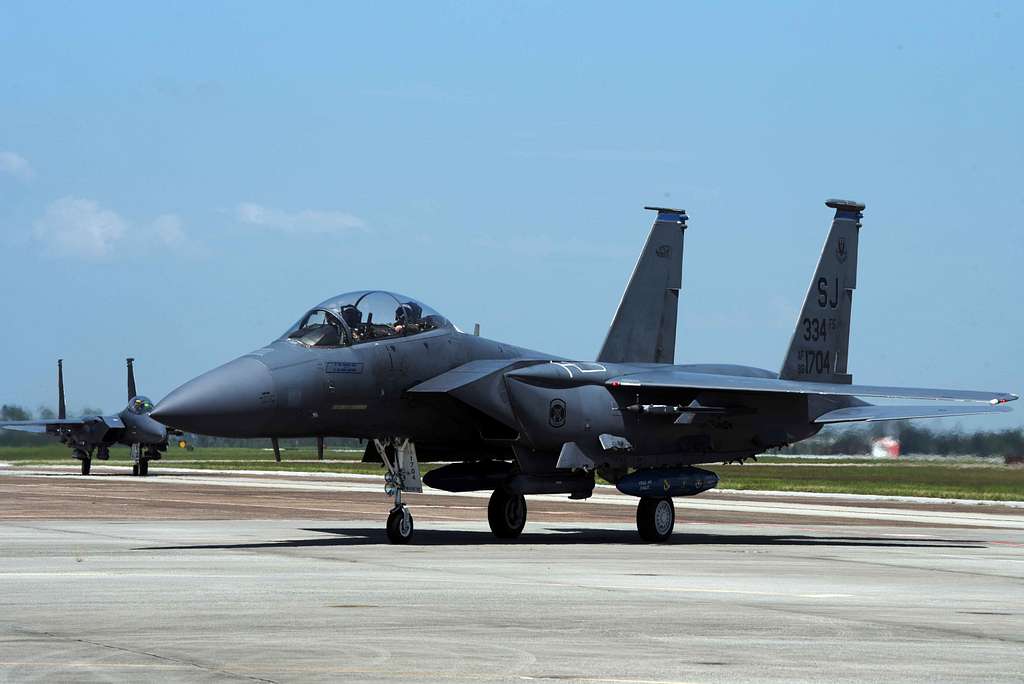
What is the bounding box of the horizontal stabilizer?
[815,404,1013,424]
[609,370,1018,405]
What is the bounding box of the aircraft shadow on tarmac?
[140,527,985,551]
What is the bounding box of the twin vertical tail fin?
[597,207,687,364]
[127,357,137,400]
[57,359,66,420]
[780,199,865,383]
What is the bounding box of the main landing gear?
[636,496,675,542]
[488,488,527,539]
[374,438,422,544]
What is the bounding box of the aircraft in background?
[153,199,1016,543]
[1,358,176,475]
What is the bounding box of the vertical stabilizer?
[127,357,137,400]
[57,359,66,419]
[597,207,687,364]
[780,199,864,383]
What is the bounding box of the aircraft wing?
[0,418,91,434]
[607,370,1018,405]
[814,404,1013,424]
[0,415,117,435]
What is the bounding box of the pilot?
[340,305,363,342]
[394,303,422,335]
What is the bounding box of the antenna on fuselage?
[57,359,66,420]
[473,323,480,336]
[127,357,137,400]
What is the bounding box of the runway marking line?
[544,580,854,599]
[0,489,474,521]
[0,662,698,683]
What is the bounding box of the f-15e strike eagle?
[1,358,174,475]
[152,199,1017,543]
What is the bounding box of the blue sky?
[1,2,1021,429]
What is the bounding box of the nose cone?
[152,357,276,437]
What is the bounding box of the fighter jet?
[153,199,1017,543]
[2,358,173,475]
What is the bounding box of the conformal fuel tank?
[615,466,719,498]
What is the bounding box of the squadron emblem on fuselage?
[549,398,566,428]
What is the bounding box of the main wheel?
[637,497,675,542]
[81,459,91,476]
[488,489,527,539]
[386,507,414,544]
[132,463,140,476]
[139,460,149,476]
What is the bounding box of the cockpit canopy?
[128,396,154,415]
[282,290,451,348]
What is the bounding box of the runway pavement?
[0,465,1022,682]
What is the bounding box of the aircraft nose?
[139,416,168,444]
[152,357,276,436]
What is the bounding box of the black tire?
[81,459,91,476]
[488,489,527,539]
[386,508,414,544]
[637,497,675,542]
[139,460,149,476]
[132,464,140,476]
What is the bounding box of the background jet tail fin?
[57,359,66,420]
[779,199,864,384]
[597,207,687,364]
[127,357,137,400]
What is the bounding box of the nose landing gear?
[73,449,91,475]
[375,438,422,544]
[386,504,414,544]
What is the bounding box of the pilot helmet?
[339,305,362,328]
[396,302,422,323]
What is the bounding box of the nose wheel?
[386,506,414,544]
[375,438,422,544]
[636,496,675,542]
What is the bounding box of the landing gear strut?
[129,444,151,477]
[374,438,422,544]
[74,449,91,476]
[636,496,675,542]
[488,489,527,539]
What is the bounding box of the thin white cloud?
[236,202,367,235]
[31,200,199,259]
[33,197,127,258]
[0,151,34,180]
[151,213,187,246]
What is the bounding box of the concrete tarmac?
[1,466,1022,683]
